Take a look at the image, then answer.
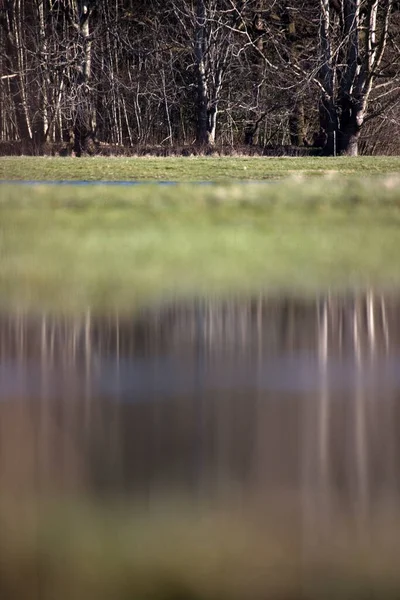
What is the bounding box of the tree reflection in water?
[0,290,400,524]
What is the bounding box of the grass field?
[1,155,400,181]
[1,175,400,313]
[1,495,400,600]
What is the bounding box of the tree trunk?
[194,0,209,145]
[319,98,338,155]
[289,101,305,147]
[207,106,217,145]
[73,1,95,156]
[338,101,364,156]
[193,0,230,147]
[285,8,305,147]
[318,0,338,155]
[339,129,359,156]
[32,0,50,151]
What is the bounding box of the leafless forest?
[0,0,399,156]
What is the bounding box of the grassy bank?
[1,155,400,181]
[1,496,400,600]
[1,177,400,313]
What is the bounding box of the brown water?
[1,291,400,518]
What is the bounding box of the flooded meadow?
[2,174,400,598]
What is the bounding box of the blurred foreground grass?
[1,177,400,313]
[1,496,400,600]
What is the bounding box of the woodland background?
[0,0,399,156]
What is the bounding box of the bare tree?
[0,0,398,154]
[64,0,98,155]
[318,0,398,155]
[193,0,234,145]
[0,0,32,144]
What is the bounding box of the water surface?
[1,292,399,521]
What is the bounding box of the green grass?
[1,176,400,313]
[1,155,400,181]
[1,496,400,600]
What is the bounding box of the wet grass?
[1,176,400,313]
[1,155,400,181]
[1,496,400,600]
